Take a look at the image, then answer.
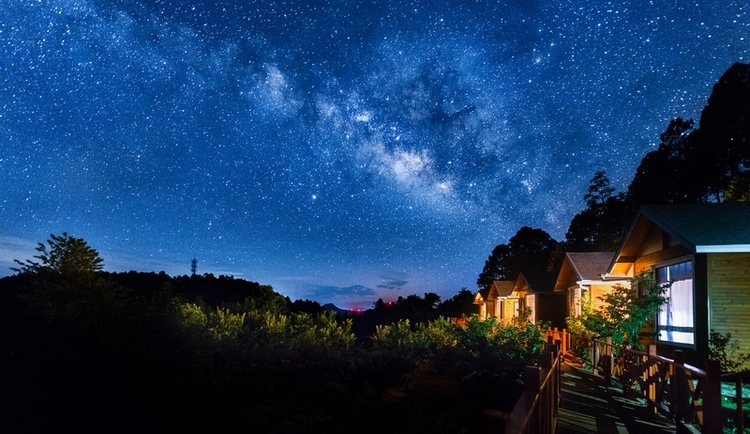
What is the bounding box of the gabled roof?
[639,203,750,252]
[515,271,557,294]
[554,252,616,291]
[474,280,515,304]
[568,252,616,280]
[609,203,750,275]
[491,280,515,297]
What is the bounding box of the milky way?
[1,0,748,307]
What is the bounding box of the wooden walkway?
[556,358,677,434]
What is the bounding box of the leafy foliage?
[371,310,547,386]
[725,175,750,202]
[708,330,750,373]
[566,271,667,349]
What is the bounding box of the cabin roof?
[515,271,557,294]
[555,252,616,291]
[641,203,750,252]
[630,203,750,254]
[491,280,515,297]
[475,280,515,303]
[567,252,616,280]
[609,203,750,276]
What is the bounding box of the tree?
[583,170,615,210]
[625,118,698,214]
[476,243,511,291]
[506,226,559,276]
[13,233,104,282]
[725,175,750,202]
[566,171,627,252]
[477,226,558,291]
[625,63,750,210]
[694,62,750,200]
[437,288,476,317]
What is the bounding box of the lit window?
[525,295,536,322]
[656,261,694,345]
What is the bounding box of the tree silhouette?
[566,171,627,252]
[625,118,696,212]
[694,62,750,199]
[626,62,750,210]
[14,232,103,278]
[477,226,558,290]
[476,243,512,290]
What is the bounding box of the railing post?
[591,339,600,375]
[542,348,554,369]
[603,337,613,386]
[646,345,657,413]
[672,350,689,421]
[737,373,745,434]
[524,365,542,433]
[540,349,554,434]
[553,344,562,414]
[703,360,722,434]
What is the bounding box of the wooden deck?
[556,358,677,434]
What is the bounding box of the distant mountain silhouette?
[323,303,362,316]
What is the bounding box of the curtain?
[657,261,694,345]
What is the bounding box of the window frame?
[653,256,696,348]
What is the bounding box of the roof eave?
[639,205,698,252]
[695,244,750,253]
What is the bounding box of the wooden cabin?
[512,271,567,329]
[604,203,750,365]
[474,280,516,322]
[554,252,629,317]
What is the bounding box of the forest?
[1,62,749,433]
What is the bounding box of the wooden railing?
[498,338,563,434]
[593,338,722,434]
[543,327,570,355]
[721,371,747,434]
[504,346,562,434]
[482,329,566,433]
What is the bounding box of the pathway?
[555,358,677,434]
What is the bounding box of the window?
[525,295,536,322]
[570,287,582,317]
[656,261,694,345]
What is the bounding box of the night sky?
[1,0,748,308]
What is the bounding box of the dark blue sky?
[1,0,748,308]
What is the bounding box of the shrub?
[709,330,750,373]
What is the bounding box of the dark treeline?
[0,235,529,434]
[102,270,478,342]
[478,62,750,290]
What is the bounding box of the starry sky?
[1,0,748,308]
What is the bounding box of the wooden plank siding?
[708,253,750,361]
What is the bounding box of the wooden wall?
[589,283,618,311]
[708,253,750,360]
[536,293,567,329]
